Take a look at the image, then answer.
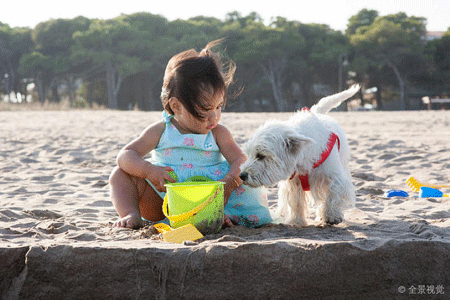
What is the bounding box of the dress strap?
[162,110,174,123]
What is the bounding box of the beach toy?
[186,175,212,182]
[383,189,409,197]
[163,181,225,235]
[419,187,449,198]
[406,176,450,193]
[153,222,203,244]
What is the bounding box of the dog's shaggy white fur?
[240,85,360,226]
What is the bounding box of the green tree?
[349,12,427,109]
[73,18,142,109]
[117,12,171,110]
[0,24,33,101]
[234,18,304,112]
[297,23,350,108]
[221,13,265,111]
[31,17,91,104]
[18,51,53,103]
[427,30,450,94]
[346,9,378,36]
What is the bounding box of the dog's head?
[239,122,313,187]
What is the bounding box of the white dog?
[240,85,360,226]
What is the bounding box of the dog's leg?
[278,179,307,226]
[276,182,289,221]
[317,175,354,225]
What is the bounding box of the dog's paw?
[325,216,343,225]
[320,214,344,225]
[285,217,307,226]
[317,206,344,225]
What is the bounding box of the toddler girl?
[109,40,272,229]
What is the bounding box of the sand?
[1,110,450,299]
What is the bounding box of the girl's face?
[170,90,224,134]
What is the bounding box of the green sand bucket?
[163,181,225,235]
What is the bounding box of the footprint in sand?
[31,175,55,181]
[25,209,62,220]
[377,153,397,161]
[357,187,385,195]
[88,200,112,207]
[352,172,385,182]
[393,155,424,162]
[387,140,404,146]
[409,220,430,234]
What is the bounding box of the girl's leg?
[137,180,165,222]
[109,166,164,228]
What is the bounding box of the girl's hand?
[219,174,242,205]
[146,165,176,193]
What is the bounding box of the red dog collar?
[289,132,340,191]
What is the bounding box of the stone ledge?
[1,239,449,299]
[0,247,29,299]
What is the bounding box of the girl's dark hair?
[161,39,236,120]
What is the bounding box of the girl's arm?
[117,121,175,191]
[213,124,247,178]
[213,125,247,201]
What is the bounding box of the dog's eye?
[256,153,265,160]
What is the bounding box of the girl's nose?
[208,110,218,121]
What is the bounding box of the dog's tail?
[310,84,360,114]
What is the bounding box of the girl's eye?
[205,104,223,111]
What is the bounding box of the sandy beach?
[1,110,450,299]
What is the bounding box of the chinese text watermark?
[398,285,444,295]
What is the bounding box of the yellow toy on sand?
[153,223,203,244]
[406,176,450,193]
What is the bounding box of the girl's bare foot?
[113,212,143,229]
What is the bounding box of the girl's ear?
[169,97,182,114]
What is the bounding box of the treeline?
[1,10,449,111]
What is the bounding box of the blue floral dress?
[145,111,272,228]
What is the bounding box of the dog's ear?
[285,134,313,154]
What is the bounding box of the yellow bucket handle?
[163,185,223,223]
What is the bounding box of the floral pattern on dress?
[233,203,243,209]
[235,186,246,196]
[164,148,173,157]
[180,163,194,170]
[230,214,261,228]
[248,215,260,223]
[231,215,241,224]
[183,137,194,146]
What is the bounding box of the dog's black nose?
[239,172,248,181]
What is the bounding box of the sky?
[2,0,449,32]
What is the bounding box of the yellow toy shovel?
[153,223,203,244]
